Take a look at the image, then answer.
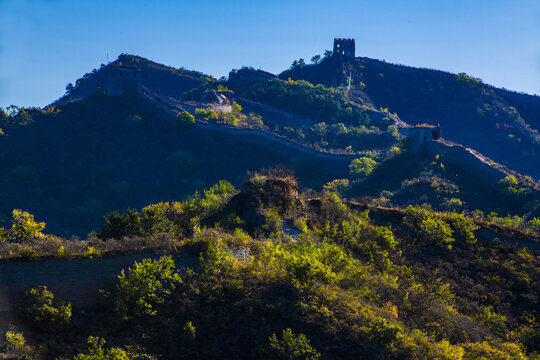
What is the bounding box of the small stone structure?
[333,38,355,58]
[408,125,441,152]
[105,64,140,95]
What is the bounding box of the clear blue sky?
[1,0,539,108]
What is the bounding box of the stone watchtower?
[333,38,355,58]
[408,125,442,152]
[104,64,140,96]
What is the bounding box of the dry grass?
[0,233,183,262]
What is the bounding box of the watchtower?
[105,64,140,96]
[333,38,355,58]
[408,125,442,152]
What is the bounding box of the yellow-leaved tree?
[0,209,46,242]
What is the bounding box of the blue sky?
[1,0,539,108]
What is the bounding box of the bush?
[262,208,283,235]
[349,157,378,179]
[444,212,479,244]
[73,336,129,360]
[268,328,321,360]
[24,286,72,330]
[368,319,403,347]
[2,326,25,351]
[177,111,195,126]
[114,256,182,319]
[478,306,507,332]
[403,206,454,249]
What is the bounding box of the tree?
[289,59,306,70]
[65,82,75,95]
[268,328,321,360]
[114,256,182,319]
[1,209,46,242]
[24,286,72,330]
[323,50,333,59]
[349,157,378,179]
[310,55,321,64]
[176,111,195,126]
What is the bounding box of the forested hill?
[281,55,540,179]
[2,52,540,237]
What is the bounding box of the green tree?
[176,111,195,126]
[310,55,321,64]
[114,256,182,320]
[349,157,378,179]
[24,286,71,330]
[269,328,321,360]
[1,209,46,242]
[323,50,333,59]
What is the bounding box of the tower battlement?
[333,38,355,57]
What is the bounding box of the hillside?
[2,53,540,237]
[281,55,540,179]
[0,93,350,236]
[1,49,540,359]
[0,171,538,359]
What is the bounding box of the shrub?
[2,326,25,351]
[114,256,182,319]
[84,246,101,259]
[478,306,507,332]
[73,336,129,360]
[195,108,219,121]
[262,208,283,235]
[403,206,454,249]
[444,213,479,244]
[176,111,195,126]
[349,157,378,179]
[24,286,72,330]
[99,209,143,240]
[268,328,321,360]
[368,319,403,347]
[460,341,527,360]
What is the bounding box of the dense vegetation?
[243,79,372,126]
[1,170,537,359]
